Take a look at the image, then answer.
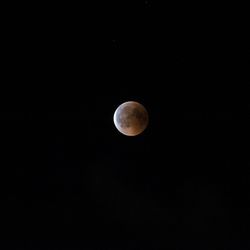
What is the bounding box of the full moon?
[113,101,149,136]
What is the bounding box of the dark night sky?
[1,1,248,250]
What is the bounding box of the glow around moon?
[113,101,149,136]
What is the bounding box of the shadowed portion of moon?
[113,101,148,136]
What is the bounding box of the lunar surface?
[113,101,148,136]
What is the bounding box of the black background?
[1,1,248,250]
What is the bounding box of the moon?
[113,101,149,136]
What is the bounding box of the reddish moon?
[113,101,149,136]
